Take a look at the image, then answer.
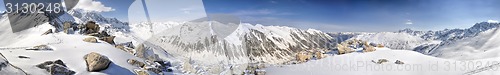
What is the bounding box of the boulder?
[314,51,324,59]
[118,42,135,49]
[26,45,53,50]
[154,61,172,72]
[145,67,162,74]
[41,29,53,35]
[63,22,72,30]
[36,60,75,75]
[99,36,115,45]
[395,60,405,64]
[133,69,150,75]
[376,44,385,48]
[84,52,111,72]
[17,56,29,59]
[83,37,98,43]
[127,59,145,68]
[84,21,100,34]
[63,22,73,34]
[372,59,389,64]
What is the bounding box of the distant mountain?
[332,21,500,60]
[132,21,336,73]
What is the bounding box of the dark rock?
[36,60,75,75]
[395,60,405,64]
[17,56,29,59]
[42,29,53,35]
[99,36,115,45]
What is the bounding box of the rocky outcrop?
[395,60,405,64]
[314,51,325,59]
[133,69,150,75]
[82,21,100,34]
[127,59,145,68]
[63,22,76,34]
[336,43,353,54]
[84,52,111,72]
[295,51,311,62]
[36,60,75,75]
[99,36,115,45]
[376,44,385,48]
[135,44,147,58]
[41,29,53,35]
[372,59,388,64]
[83,37,98,43]
[115,45,134,54]
[25,45,53,50]
[363,42,376,52]
[244,63,266,75]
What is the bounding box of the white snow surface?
[266,48,500,75]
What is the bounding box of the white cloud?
[74,0,115,12]
[487,20,499,23]
[405,20,413,25]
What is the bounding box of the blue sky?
[201,0,500,32]
[2,0,500,32]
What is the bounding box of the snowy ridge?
[131,21,336,74]
[332,21,500,60]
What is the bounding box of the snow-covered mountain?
[132,21,336,74]
[332,21,500,60]
[0,10,336,75]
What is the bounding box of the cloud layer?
[74,0,115,12]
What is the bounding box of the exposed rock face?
[363,42,376,52]
[99,36,115,45]
[83,37,98,43]
[314,51,324,59]
[295,51,311,62]
[336,43,353,54]
[135,44,147,58]
[118,42,135,49]
[83,21,100,34]
[36,60,75,75]
[42,29,53,35]
[84,52,111,72]
[63,22,76,34]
